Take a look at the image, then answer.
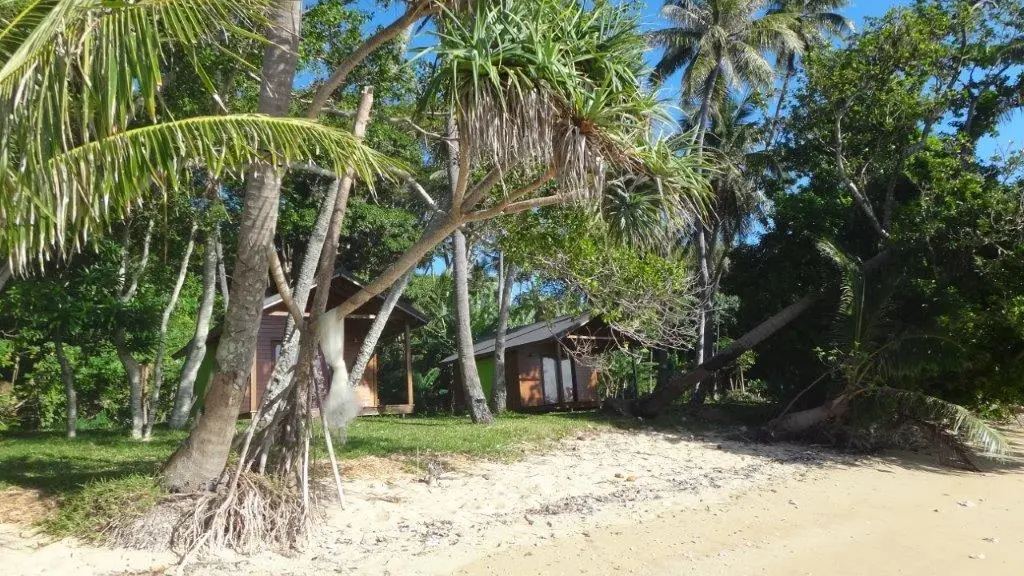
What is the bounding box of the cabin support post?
[249,354,258,414]
[405,322,414,412]
[555,343,566,407]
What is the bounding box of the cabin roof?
[262,269,428,325]
[440,314,593,364]
[173,270,426,358]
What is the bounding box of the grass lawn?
[0,411,620,538]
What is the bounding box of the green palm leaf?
[868,387,1009,456]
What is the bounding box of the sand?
[2,425,1022,576]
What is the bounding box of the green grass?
[0,412,623,538]
[338,412,619,461]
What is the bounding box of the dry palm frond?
[422,0,710,214]
[865,387,1009,456]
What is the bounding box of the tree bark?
[144,225,197,439]
[170,230,219,429]
[767,392,853,437]
[261,175,343,424]
[288,87,373,435]
[54,330,77,439]
[162,0,302,492]
[453,228,493,424]
[347,267,415,388]
[492,257,514,414]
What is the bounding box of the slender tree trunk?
[261,176,343,424]
[492,258,514,414]
[453,229,493,424]
[0,263,11,293]
[215,230,230,310]
[144,225,197,439]
[347,267,415,388]
[114,327,146,439]
[162,0,302,491]
[54,331,77,439]
[287,87,374,436]
[170,231,219,429]
[766,57,795,146]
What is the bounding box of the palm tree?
[0,0,386,274]
[649,0,800,370]
[767,242,1008,460]
[648,0,802,147]
[765,0,853,144]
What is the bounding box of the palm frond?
[867,387,1009,456]
[2,115,393,269]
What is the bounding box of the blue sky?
[343,0,1019,160]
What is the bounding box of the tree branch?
[834,112,890,241]
[305,0,435,119]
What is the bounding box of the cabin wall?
[243,313,380,415]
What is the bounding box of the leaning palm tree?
[0,0,386,274]
[765,0,853,144]
[768,241,1008,463]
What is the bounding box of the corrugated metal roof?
[440,314,591,364]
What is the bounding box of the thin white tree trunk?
[492,257,514,414]
[0,263,12,293]
[347,267,415,388]
[453,228,493,424]
[114,326,147,439]
[170,230,219,429]
[54,331,77,439]
[144,224,197,439]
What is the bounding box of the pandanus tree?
[648,0,802,374]
[172,0,708,555]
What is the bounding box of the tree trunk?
[261,175,343,424]
[170,231,219,429]
[766,56,795,146]
[162,0,302,492]
[492,258,514,414]
[145,225,197,439]
[114,327,147,439]
[634,294,821,417]
[54,331,77,439]
[453,229,493,424]
[289,87,373,435]
[347,267,415,388]
[0,263,11,293]
[767,392,853,437]
[215,229,230,310]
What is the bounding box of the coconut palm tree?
[0,0,386,274]
[649,0,799,370]
[765,0,853,144]
[648,0,802,147]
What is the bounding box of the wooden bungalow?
[188,271,428,417]
[442,315,617,411]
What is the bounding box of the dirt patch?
[0,487,55,525]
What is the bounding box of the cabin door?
[541,357,559,404]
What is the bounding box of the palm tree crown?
[648,0,802,132]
